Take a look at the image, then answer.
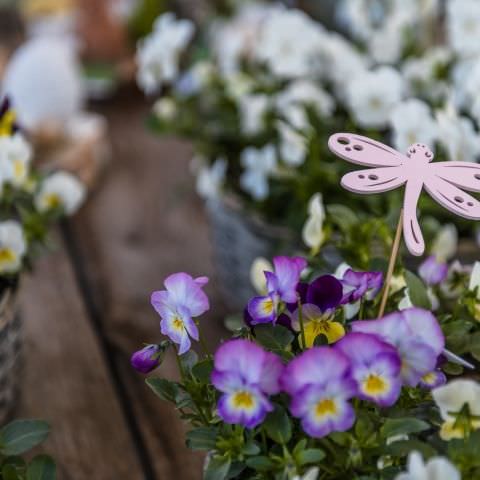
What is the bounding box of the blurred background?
[0,0,479,479]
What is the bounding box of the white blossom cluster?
[140,2,480,204]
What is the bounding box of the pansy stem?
[378,209,404,318]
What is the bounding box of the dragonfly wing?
[403,180,425,257]
[328,133,406,167]
[341,167,406,194]
[424,175,480,220]
[431,162,480,193]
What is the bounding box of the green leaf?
[470,332,480,361]
[381,418,430,440]
[180,350,198,373]
[443,362,464,376]
[26,456,56,480]
[296,449,325,466]
[192,359,214,383]
[242,441,261,456]
[204,455,231,480]
[327,205,358,231]
[404,271,432,309]
[293,439,308,457]
[387,439,437,459]
[186,427,218,451]
[145,378,179,403]
[245,456,275,471]
[2,464,21,480]
[254,325,294,352]
[224,314,245,332]
[0,420,50,456]
[263,406,292,444]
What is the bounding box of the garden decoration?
[329,134,480,310]
[328,133,479,370]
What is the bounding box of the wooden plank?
[16,236,144,480]
[68,92,228,479]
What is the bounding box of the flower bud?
[130,344,163,374]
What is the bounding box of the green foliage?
[404,271,432,310]
[0,421,55,480]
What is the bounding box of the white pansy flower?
[403,48,452,101]
[0,133,32,187]
[469,262,480,299]
[0,221,26,274]
[302,193,326,252]
[394,451,460,480]
[196,157,227,200]
[250,257,273,295]
[432,379,480,440]
[293,467,319,480]
[321,33,368,98]
[277,121,308,167]
[240,145,277,201]
[345,67,404,129]
[390,99,437,153]
[35,172,85,215]
[431,224,458,261]
[255,9,326,78]
[276,80,335,121]
[239,94,269,136]
[2,36,84,130]
[224,72,255,100]
[136,13,194,94]
[153,98,177,121]
[436,104,480,162]
[447,0,480,57]
[398,291,414,311]
[210,3,280,74]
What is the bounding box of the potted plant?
[0,98,85,424]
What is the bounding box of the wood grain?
[16,236,143,480]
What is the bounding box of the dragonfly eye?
[353,144,363,151]
[454,196,464,203]
[338,137,350,145]
[368,174,379,180]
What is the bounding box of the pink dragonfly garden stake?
[328,133,480,369]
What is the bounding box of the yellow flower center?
[44,193,61,210]
[172,317,184,332]
[232,391,255,410]
[13,160,26,180]
[261,298,274,315]
[421,372,437,386]
[315,398,337,419]
[0,111,16,137]
[0,248,16,265]
[363,374,388,395]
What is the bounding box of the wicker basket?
[206,197,295,311]
[0,289,22,425]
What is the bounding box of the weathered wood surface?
[17,89,228,479]
[17,237,144,480]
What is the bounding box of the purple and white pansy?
[211,339,283,428]
[248,256,307,324]
[151,272,210,354]
[340,269,384,304]
[335,333,402,407]
[418,255,449,286]
[352,308,445,387]
[281,348,356,438]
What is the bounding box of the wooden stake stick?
[378,209,404,318]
